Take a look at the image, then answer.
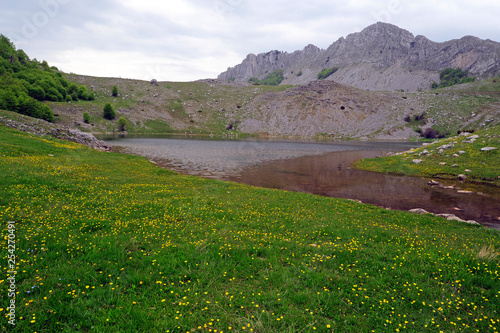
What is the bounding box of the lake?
[104,135,500,229]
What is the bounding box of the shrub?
[117,117,127,131]
[248,77,260,85]
[414,113,425,122]
[103,103,116,120]
[247,70,284,86]
[83,112,90,124]
[432,68,476,89]
[112,85,118,97]
[317,67,339,80]
[421,127,448,139]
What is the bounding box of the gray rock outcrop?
[218,22,500,91]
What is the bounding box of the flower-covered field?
[1,125,499,332]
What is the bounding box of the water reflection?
[105,136,500,229]
[226,150,500,229]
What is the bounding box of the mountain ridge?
[218,22,500,91]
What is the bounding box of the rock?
[458,174,467,181]
[435,214,480,225]
[438,149,444,154]
[427,180,440,186]
[452,154,459,157]
[464,169,471,172]
[218,22,500,92]
[457,190,473,194]
[458,151,466,154]
[150,79,158,86]
[481,147,497,151]
[419,149,429,156]
[412,159,423,164]
[438,144,454,150]
[436,213,461,221]
[409,208,429,214]
[439,162,446,165]
[452,164,459,167]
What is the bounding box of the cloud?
[1,0,499,81]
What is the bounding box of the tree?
[112,85,118,97]
[83,112,90,124]
[433,68,475,89]
[117,117,127,131]
[103,103,116,120]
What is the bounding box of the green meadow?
[355,126,500,187]
[0,124,499,332]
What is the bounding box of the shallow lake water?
[104,135,500,229]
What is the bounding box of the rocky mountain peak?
[218,23,500,91]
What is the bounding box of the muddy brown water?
[104,136,500,230]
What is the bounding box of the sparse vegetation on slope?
[317,67,339,80]
[248,69,284,86]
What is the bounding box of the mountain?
[218,22,500,91]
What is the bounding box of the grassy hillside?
[1,124,499,332]
[39,74,498,140]
[49,75,292,136]
[355,125,500,187]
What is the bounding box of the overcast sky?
[1,0,499,81]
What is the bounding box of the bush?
[247,70,284,86]
[432,68,476,89]
[318,67,339,80]
[112,85,118,97]
[83,112,90,124]
[103,103,116,120]
[421,127,448,139]
[117,117,127,131]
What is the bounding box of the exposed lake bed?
[105,135,500,229]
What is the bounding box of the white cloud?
[1,0,499,81]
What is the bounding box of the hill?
[218,22,500,92]
[0,30,498,141]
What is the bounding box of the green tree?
[117,117,127,131]
[112,85,119,97]
[433,67,475,89]
[103,103,116,120]
[0,34,90,121]
[83,112,90,124]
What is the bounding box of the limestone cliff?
[218,22,500,91]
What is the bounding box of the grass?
[0,125,499,332]
[355,125,500,186]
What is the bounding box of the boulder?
[481,147,497,151]
[409,208,429,214]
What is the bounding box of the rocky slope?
[218,22,500,92]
